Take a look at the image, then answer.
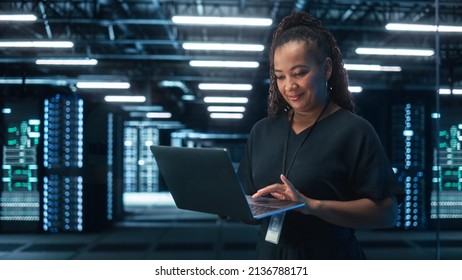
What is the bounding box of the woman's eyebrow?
[274,64,308,72]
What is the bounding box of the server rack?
[391,103,427,229]
[431,107,462,227]
[1,92,121,232]
[1,99,42,232]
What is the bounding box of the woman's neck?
[290,102,340,134]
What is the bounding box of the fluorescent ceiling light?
[0,78,68,86]
[355,47,434,56]
[348,86,363,93]
[0,14,37,21]
[344,64,401,72]
[158,80,190,93]
[0,78,22,84]
[439,88,462,95]
[122,105,163,112]
[386,23,462,33]
[210,113,244,119]
[36,58,98,66]
[182,95,196,101]
[0,41,74,48]
[199,83,252,91]
[129,112,152,118]
[77,81,130,89]
[146,112,172,119]
[104,95,146,103]
[207,106,246,112]
[190,60,259,68]
[439,88,451,95]
[203,97,249,104]
[25,79,68,85]
[158,80,184,87]
[172,16,272,27]
[182,42,264,52]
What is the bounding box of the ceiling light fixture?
[146,112,172,119]
[207,106,246,112]
[348,86,363,93]
[355,47,434,56]
[35,58,98,66]
[182,42,264,52]
[190,60,259,68]
[0,41,74,48]
[210,113,244,119]
[104,96,146,103]
[344,64,401,72]
[0,78,22,84]
[386,23,462,33]
[439,88,462,95]
[203,97,249,104]
[0,77,68,86]
[76,81,130,89]
[122,105,164,112]
[0,14,37,21]
[158,80,190,93]
[439,89,451,95]
[181,95,196,101]
[198,83,252,91]
[172,16,272,27]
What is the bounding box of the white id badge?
[265,212,285,244]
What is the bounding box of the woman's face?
[273,40,331,114]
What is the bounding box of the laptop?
[150,145,305,223]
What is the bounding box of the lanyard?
[281,101,330,177]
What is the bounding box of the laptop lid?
[150,145,304,222]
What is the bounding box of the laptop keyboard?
[249,204,278,216]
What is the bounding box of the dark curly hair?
[268,11,355,117]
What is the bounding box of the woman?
[237,11,403,259]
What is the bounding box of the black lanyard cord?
[281,100,330,177]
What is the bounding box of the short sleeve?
[350,121,404,203]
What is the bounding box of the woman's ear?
[324,57,333,81]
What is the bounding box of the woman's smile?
[287,93,303,102]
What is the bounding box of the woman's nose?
[285,80,297,91]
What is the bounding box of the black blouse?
[238,109,404,245]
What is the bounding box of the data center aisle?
[1,203,462,260]
[0,204,259,260]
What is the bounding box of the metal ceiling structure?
[1,0,461,132]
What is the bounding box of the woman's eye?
[275,76,284,80]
